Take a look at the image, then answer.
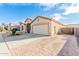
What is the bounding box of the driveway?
[2,33,67,56]
[9,35,67,56]
[0,32,77,56]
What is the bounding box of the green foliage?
[11,28,17,35]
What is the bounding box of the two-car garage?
[32,24,49,35]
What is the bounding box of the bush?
[11,28,17,35]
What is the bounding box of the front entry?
[27,23,31,33]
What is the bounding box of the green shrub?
[11,28,17,35]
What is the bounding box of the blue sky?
[0,3,79,25]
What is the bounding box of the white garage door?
[33,24,49,35]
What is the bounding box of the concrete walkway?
[0,33,11,56]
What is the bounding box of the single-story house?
[20,18,32,32]
[31,16,64,36]
[23,18,32,32]
[8,23,20,31]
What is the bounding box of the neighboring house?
[31,16,64,36]
[24,18,32,24]
[23,18,32,32]
[7,23,13,31]
[8,23,20,31]
[14,23,21,31]
[19,22,24,31]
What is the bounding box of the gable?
[25,19,32,24]
[31,17,51,25]
[26,19,32,23]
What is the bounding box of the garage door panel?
[33,24,48,35]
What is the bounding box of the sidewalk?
[0,33,11,56]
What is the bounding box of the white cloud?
[58,3,71,10]
[39,3,79,14]
[50,13,63,21]
[63,4,79,15]
[38,3,57,11]
[39,3,79,21]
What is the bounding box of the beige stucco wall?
[50,20,64,35]
[31,17,50,25]
[31,17,64,36]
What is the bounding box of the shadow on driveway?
[0,33,49,43]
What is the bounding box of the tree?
[1,23,6,32]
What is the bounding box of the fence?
[58,27,74,35]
